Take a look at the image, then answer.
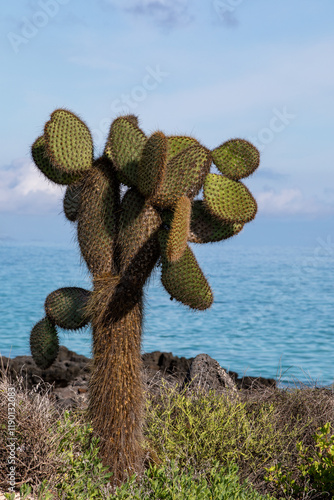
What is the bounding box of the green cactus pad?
[117,188,162,273]
[167,136,199,161]
[104,115,146,187]
[204,174,257,223]
[189,200,244,243]
[152,145,212,208]
[63,182,82,222]
[45,287,91,330]
[32,136,80,185]
[77,157,120,276]
[138,131,168,197]
[166,195,191,262]
[159,230,213,310]
[212,139,260,180]
[30,317,59,369]
[44,109,93,178]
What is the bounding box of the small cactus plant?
[29,109,260,483]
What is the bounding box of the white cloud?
[0,158,64,215]
[256,188,334,217]
[2,161,331,218]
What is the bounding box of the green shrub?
[110,460,273,500]
[144,383,305,478]
[265,422,334,498]
[51,410,113,498]
[14,408,272,499]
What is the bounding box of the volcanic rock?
[183,353,238,394]
[0,346,276,409]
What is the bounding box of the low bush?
[1,366,333,499]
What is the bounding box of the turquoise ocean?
[1,241,333,387]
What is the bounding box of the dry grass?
[0,360,62,493]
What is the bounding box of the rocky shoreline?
[0,346,276,410]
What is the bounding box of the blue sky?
[1,0,333,246]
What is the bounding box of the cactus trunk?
[88,286,144,483]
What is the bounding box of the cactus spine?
[29,109,260,484]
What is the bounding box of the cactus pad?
[77,157,120,276]
[44,109,93,178]
[32,136,80,185]
[30,317,59,369]
[166,195,191,262]
[167,136,199,161]
[189,200,244,243]
[159,230,213,310]
[45,287,91,330]
[204,174,257,223]
[152,144,211,208]
[63,182,82,222]
[104,115,146,187]
[138,131,168,197]
[212,139,260,180]
[117,189,162,271]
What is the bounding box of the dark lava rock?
[142,351,193,379]
[0,346,91,390]
[237,375,277,390]
[183,353,238,394]
[0,346,276,409]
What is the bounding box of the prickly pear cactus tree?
[29,109,260,483]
